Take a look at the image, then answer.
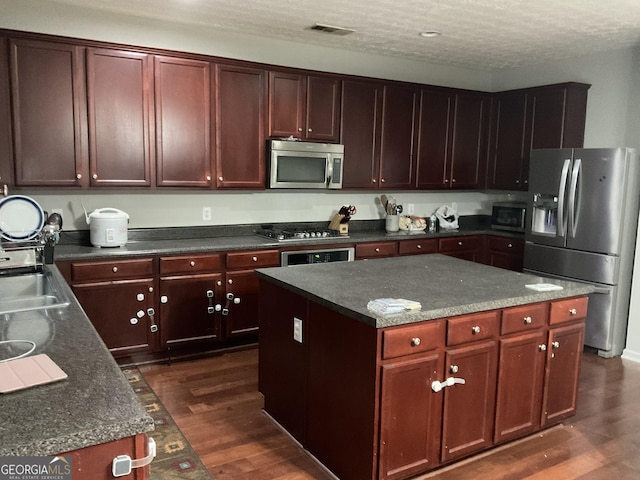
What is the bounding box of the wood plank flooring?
[139,348,640,480]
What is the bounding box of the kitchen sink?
[0,271,71,315]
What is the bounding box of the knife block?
[328,214,349,235]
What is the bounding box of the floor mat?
[122,367,214,480]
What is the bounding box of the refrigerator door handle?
[557,159,571,237]
[568,158,582,238]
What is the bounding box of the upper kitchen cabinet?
[488,82,590,191]
[214,63,266,189]
[155,56,212,188]
[86,48,153,187]
[0,38,13,191]
[268,71,341,142]
[340,79,383,189]
[416,89,488,190]
[379,84,419,189]
[9,38,87,187]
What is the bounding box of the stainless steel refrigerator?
[524,148,640,357]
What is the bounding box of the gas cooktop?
[256,227,348,242]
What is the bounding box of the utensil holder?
[385,215,399,232]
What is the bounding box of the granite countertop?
[53,221,518,261]
[0,266,154,456]
[255,254,594,328]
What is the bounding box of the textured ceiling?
[44,0,640,70]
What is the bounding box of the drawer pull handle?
[471,326,481,334]
[417,245,422,249]
[539,344,547,351]
[508,243,513,248]
[458,241,463,246]
[375,248,380,252]
[450,365,459,374]
[411,337,421,346]
[523,316,532,325]
[112,266,118,273]
[190,261,196,267]
[252,256,258,262]
[569,308,577,315]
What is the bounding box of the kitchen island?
[256,254,593,480]
[0,266,154,478]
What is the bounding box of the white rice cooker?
[85,208,129,247]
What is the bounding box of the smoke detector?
[309,23,355,36]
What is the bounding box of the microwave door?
[272,152,328,188]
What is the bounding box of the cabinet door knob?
[92,173,98,180]
[458,241,463,246]
[308,128,313,133]
[76,173,82,180]
[523,316,532,325]
[148,286,153,293]
[417,245,422,249]
[450,364,459,374]
[372,179,377,183]
[471,326,481,334]
[411,337,421,346]
[252,256,258,262]
[298,127,303,132]
[539,344,547,351]
[217,280,222,286]
[206,175,211,181]
[507,243,513,248]
[452,179,456,183]
[569,308,577,315]
[375,248,380,252]
[552,341,560,349]
[228,279,233,285]
[218,176,224,181]
[380,178,385,183]
[190,260,196,267]
[112,266,118,273]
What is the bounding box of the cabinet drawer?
[488,236,524,254]
[398,239,438,256]
[439,235,481,253]
[550,296,589,325]
[447,311,499,346]
[382,321,445,360]
[71,258,154,282]
[356,242,397,259]
[226,249,280,269]
[159,253,222,275]
[501,302,548,335]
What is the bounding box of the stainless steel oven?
[281,247,355,266]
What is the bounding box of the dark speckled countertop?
[255,254,594,328]
[0,266,154,456]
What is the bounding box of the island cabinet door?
[541,321,585,427]
[494,330,547,444]
[379,352,444,480]
[441,340,498,463]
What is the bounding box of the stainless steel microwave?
[491,201,527,232]
[268,140,344,189]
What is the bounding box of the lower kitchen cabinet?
[63,258,158,358]
[486,235,524,271]
[73,278,157,357]
[438,235,483,262]
[356,241,398,259]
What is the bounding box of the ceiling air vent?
[309,23,355,36]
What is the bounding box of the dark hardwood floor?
[140,348,640,480]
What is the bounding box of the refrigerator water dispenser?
[531,193,558,235]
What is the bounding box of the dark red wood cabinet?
[0,37,13,191]
[86,48,153,187]
[268,70,341,142]
[340,79,384,189]
[215,63,266,189]
[416,89,488,190]
[9,38,86,186]
[485,235,525,271]
[488,82,590,191]
[155,56,212,187]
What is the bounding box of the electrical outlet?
[293,317,303,343]
[202,207,212,221]
[407,203,415,215]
